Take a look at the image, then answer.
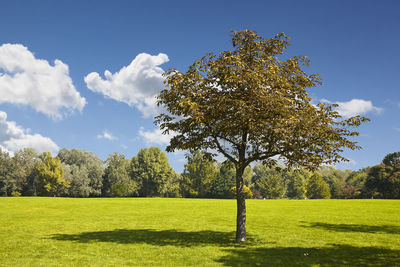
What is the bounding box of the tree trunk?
[235,166,246,243]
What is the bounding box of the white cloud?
[85,53,168,118]
[322,98,382,118]
[0,111,59,155]
[97,130,117,141]
[0,44,86,119]
[336,99,382,118]
[138,127,175,146]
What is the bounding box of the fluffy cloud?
[0,111,59,155]
[97,130,117,141]
[138,127,175,146]
[84,53,168,118]
[0,44,86,119]
[321,98,382,118]
[335,99,382,118]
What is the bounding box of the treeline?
[0,147,179,198]
[0,148,399,199]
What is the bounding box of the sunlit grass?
[0,198,399,266]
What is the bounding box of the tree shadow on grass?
[50,229,263,247]
[216,244,400,267]
[301,222,400,234]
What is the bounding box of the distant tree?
[364,153,400,199]
[242,165,253,188]
[58,148,104,196]
[253,164,287,199]
[232,185,253,199]
[181,150,218,197]
[103,153,138,197]
[209,161,252,199]
[306,173,331,199]
[156,30,368,242]
[63,164,91,197]
[11,148,38,196]
[346,168,369,198]
[286,169,310,199]
[36,152,69,196]
[318,166,352,198]
[0,148,13,196]
[210,162,236,199]
[131,147,179,197]
[382,152,400,167]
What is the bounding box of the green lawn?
[0,198,399,266]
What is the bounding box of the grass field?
[0,198,399,266]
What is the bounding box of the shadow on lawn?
[216,244,400,267]
[301,222,400,234]
[50,229,262,247]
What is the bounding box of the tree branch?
[244,151,281,166]
[213,136,238,165]
[215,134,240,148]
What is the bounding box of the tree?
[210,161,236,199]
[286,169,310,199]
[306,173,331,199]
[382,152,400,167]
[156,30,367,242]
[102,153,138,197]
[131,147,179,197]
[58,148,104,196]
[346,168,369,198]
[0,148,12,196]
[11,148,38,196]
[35,152,69,196]
[318,166,352,198]
[181,150,218,197]
[209,161,252,199]
[253,164,287,199]
[63,164,91,197]
[364,152,400,199]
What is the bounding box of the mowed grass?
[0,198,399,266]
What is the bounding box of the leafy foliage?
[285,169,310,199]
[0,148,38,196]
[181,150,218,197]
[364,152,400,199]
[209,162,236,199]
[318,166,353,198]
[306,174,331,199]
[35,152,68,196]
[157,30,367,170]
[253,164,287,199]
[58,148,104,197]
[0,148,12,196]
[156,29,367,241]
[232,185,253,199]
[102,153,138,197]
[63,164,91,197]
[131,147,180,197]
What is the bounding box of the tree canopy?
[131,147,179,197]
[365,152,400,199]
[58,148,104,197]
[35,152,68,197]
[181,150,218,198]
[306,173,331,199]
[156,30,367,242]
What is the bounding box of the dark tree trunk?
[235,165,246,243]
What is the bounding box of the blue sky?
[0,0,399,172]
